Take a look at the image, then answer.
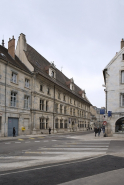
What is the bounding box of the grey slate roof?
[25,44,91,105]
[0,45,32,74]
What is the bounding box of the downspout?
[53,84,55,133]
[5,61,8,137]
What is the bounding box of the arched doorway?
[115,117,124,132]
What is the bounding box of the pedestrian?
[13,127,16,137]
[94,127,98,137]
[49,127,51,134]
[98,127,101,136]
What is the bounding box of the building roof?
[0,45,32,74]
[24,44,91,105]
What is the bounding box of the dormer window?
[51,71,54,78]
[48,62,56,79]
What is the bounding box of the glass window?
[60,120,63,128]
[70,108,72,115]
[64,106,66,114]
[40,99,44,110]
[11,92,17,107]
[24,95,30,109]
[121,71,124,83]
[46,119,48,129]
[12,72,17,83]
[40,118,44,129]
[121,94,124,106]
[47,87,50,95]
[40,85,43,91]
[51,71,54,78]
[46,101,48,111]
[25,79,30,88]
[60,105,63,114]
[55,103,58,113]
[73,109,75,116]
[64,120,67,128]
[58,93,60,99]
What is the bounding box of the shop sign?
[103,121,107,126]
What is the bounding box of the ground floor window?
[64,120,67,128]
[40,118,44,129]
[55,119,58,128]
[46,119,48,129]
[60,120,63,128]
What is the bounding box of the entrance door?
[8,118,18,136]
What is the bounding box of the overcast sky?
[1,0,124,108]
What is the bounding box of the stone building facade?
[103,39,124,136]
[0,33,91,137]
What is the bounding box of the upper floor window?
[46,101,48,111]
[47,87,50,95]
[51,71,54,78]
[24,95,30,109]
[25,79,30,88]
[121,71,124,83]
[55,103,58,113]
[11,91,17,107]
[40,85,43,91]
[11,72,17,83]
[73,109,75,116]
[40,99,44,110]
[63,95,66,101]
[58,93,61,99]
[60,105,63,114]
[70,99,72,104]
[122,54,124,60]
[121,94,124,106]
[70,108,72,115]
[64,106,67,114]
[74,100,75,105]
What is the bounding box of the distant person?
[13,127,16,137]
[49,127,51,134]
[98,127,101,136]
[94,127,98,137]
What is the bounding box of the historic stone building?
[103,39,124,136]
[0,33,91,137]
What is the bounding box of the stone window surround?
[39,117,49,129]
[10,90,18,107]
[25,78,30,89]
[120,93,124,107]
[46,86,51,96]
[24,95,30,109]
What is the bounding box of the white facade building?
[103,39,124,136]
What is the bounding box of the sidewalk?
[1,131,124,141]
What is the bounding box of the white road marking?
[25,141,30,143]
[15,142,21,144]
[34,141,40,142]
[5,143,11,144]
[52,140,57,141]
[38,148,108,151]
[0,155,105,176]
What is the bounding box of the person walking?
[13,127,16,137]
[94,127,98,137]
[98,127,101,136]
[49,127,51,134]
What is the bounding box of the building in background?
[103,39,124,136]
[0,33,91,137]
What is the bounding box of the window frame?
[25,78,30,88]
[11,72,17,84]
[11,91,17,107]
[24,95,30,109]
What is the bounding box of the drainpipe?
[53,84,55,133]
[5,62,8,137]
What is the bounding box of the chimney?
[2,39,5,47]
[8,35,15,59]
[121,38,124,49]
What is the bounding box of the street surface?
[0,131,124,184]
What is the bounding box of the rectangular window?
[51,71,54,78]
[121,94,124,106]
[40,99,44,110]
[74,100,75,105]
[40,85,43,91]
[121,71,124,83]
[55,103,58,113]
[55,119,58,128]
[73,109,75,116]
[47,87,50,95]
[11,92,17,107]
[63,95,66,101]
[46,119,48,129]
[60,120,63,128]
[11,72,17,83]
[25,79,30,88]
[46,101,48,111]
[24,95,30,109]
[70,108,72,115]
[122,54,124,60]
[60,105,63,114]
[40,118,44,129]
[64,120,67,128]
[58,93,60,99]
[70,99,72,104]
[0,117,1,131]
[64,106,66,114]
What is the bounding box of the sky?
[1,0,124,108]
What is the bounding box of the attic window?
[122,54,124,60]
[0,53,5,57]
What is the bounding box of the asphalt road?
[0,131,124,185]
